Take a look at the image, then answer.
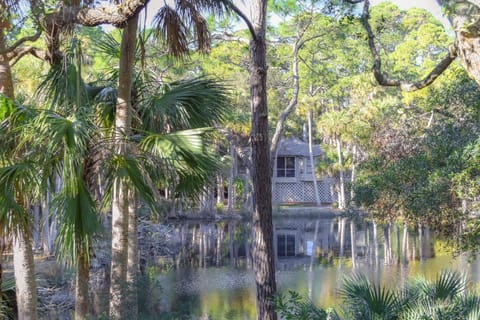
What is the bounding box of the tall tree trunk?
[350,144,357,202]
[249,1,277,318]
[308,110,321,206]
[13,231,38,320]
[75,246,90,320]
[336,136,345,209]
[109,14,138,320]
[127,190,138,318]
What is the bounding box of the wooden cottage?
[272,136,333,205]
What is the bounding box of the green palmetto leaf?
[340,274,401,320]
[0,162,38,235]
[53,177,101,266]
[101,153,158,214]
[432,270,466,301]
[36,38,92,113]
[139,128,221,195]
[138,77,230,132]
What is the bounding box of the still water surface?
[151,215,480,319]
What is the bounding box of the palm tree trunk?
[75,247,90,320]
[250,0,277,317]
[127,190,138,318]
[109,13,138,320]
[13,231,38,320]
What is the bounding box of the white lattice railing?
[273,180,334,204]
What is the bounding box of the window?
[277,156,295,177]
[277,234,296,257]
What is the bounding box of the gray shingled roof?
[277,136,323,157]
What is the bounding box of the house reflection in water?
[154,216,435,272]
[272,217,434,270]
[274,218,348,270]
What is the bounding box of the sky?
[140,0,451,31]
[371,0,451,29]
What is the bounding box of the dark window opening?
[277,234,296,257]
[277,156,295,177]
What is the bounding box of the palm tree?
[104,1,231,316]
[0,101,39,320]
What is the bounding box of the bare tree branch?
[269,20,324,167]
[224,1,258,42]
[361,0,457,91]
[8,46,47,66]
[0,31,42,55]
[211,32,250,45]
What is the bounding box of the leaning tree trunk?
[443,1,480,85]
[109,14,138,320]
[249,0,277,318]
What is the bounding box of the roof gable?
[277,136,323,157]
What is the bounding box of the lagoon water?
[148,216,480,319]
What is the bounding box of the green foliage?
[273,291,336,320]
[340,274,402,320]
[278,271,480,320]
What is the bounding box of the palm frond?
[0,162,37,235]
[92,31,121,59]
[139,77,230,132]
[35,39,92,113]
[153,5,190,58]
[53,177,101,266]
[340,273,401,320]
[432,270,466,301]
[139,128,221,195]
[101,153,158,214]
